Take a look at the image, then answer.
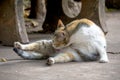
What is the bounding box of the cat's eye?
[62,32,65,36]
[59,32,66,38]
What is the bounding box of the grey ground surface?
[0,11,120,80]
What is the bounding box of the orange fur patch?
[66,52,75,60]
[66,18,94,32]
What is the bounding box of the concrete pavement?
[0,11,120,80]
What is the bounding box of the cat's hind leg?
[96,46,109,63]
[13,48,43,60]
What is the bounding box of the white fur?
[69,24,109,62]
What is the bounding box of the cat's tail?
[13,48,43,60]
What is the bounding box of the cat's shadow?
[0,58,98,68]
[0,59,48,67]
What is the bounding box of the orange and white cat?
[13,18,109,65]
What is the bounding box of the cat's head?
[52,20,70,49]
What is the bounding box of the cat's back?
[67,19,106,45]
[67,18,103,34]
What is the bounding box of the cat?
[13,18,109,65]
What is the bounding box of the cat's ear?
[57,19,65,29]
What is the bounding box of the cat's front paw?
[46,57,55,66]
[14,42,22,49]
